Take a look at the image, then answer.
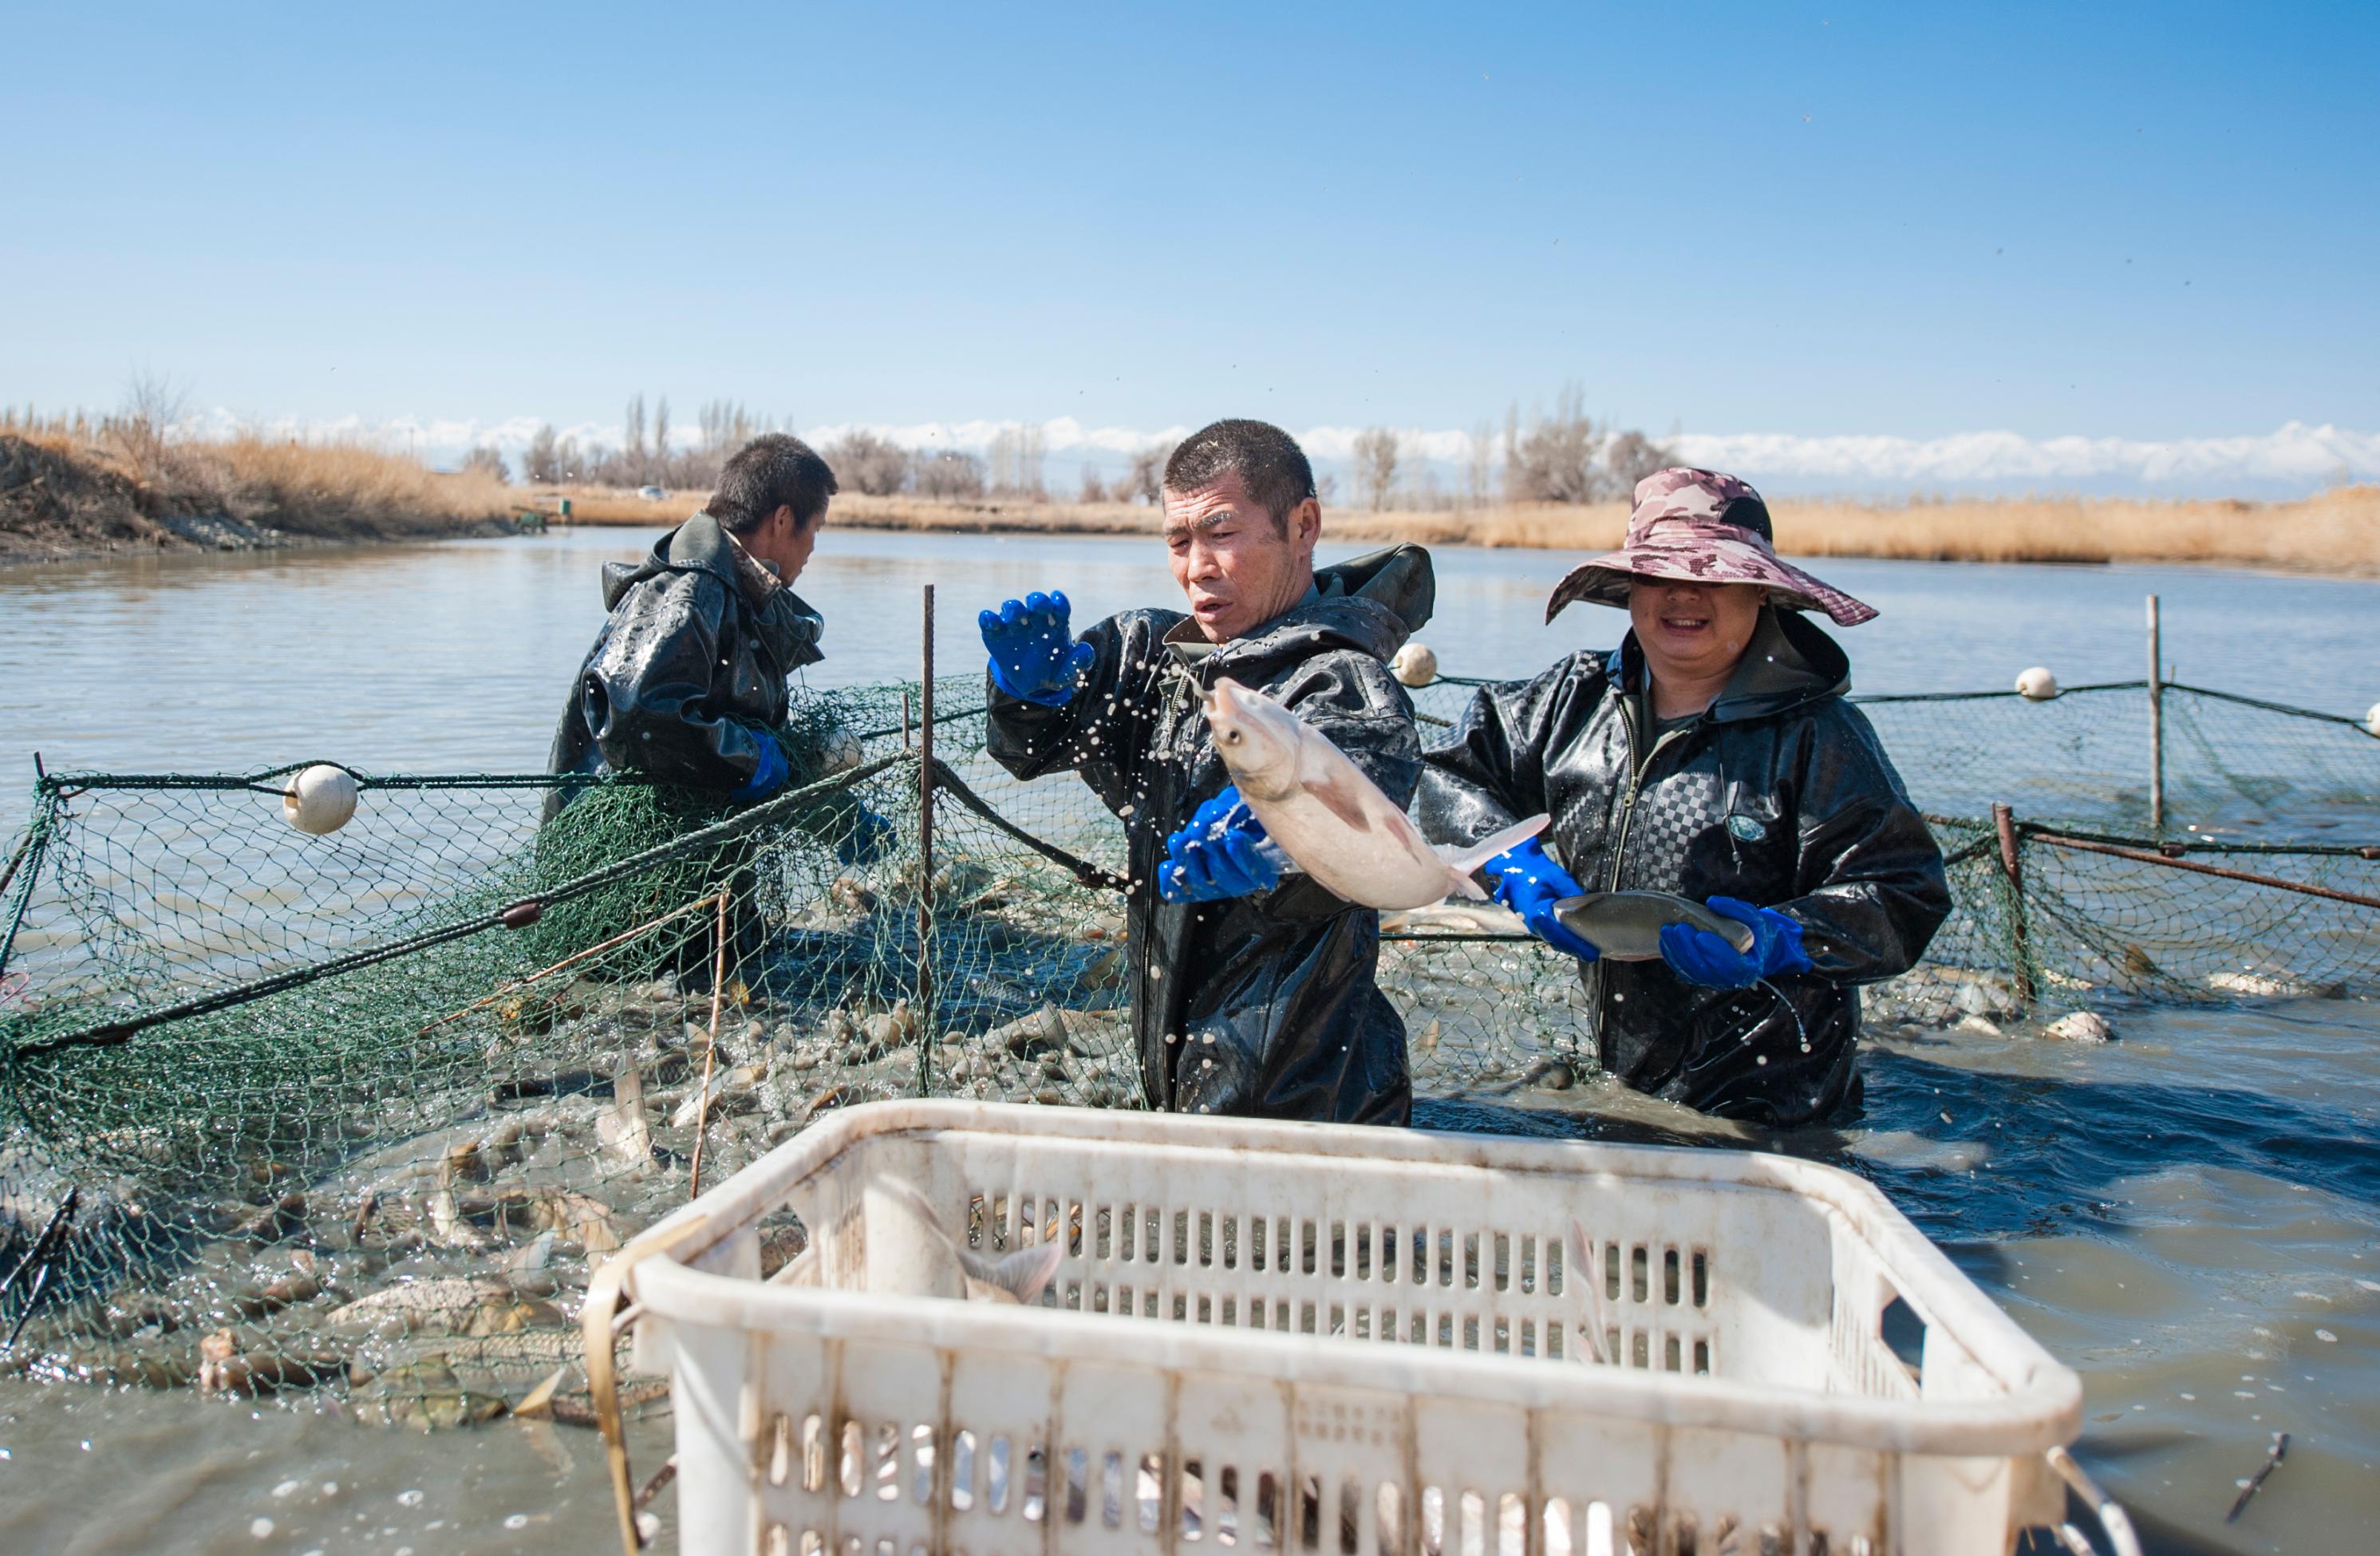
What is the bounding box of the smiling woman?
[1418,466,1951,1128]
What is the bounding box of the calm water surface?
[1,530,2376,1553]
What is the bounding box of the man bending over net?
[546,434,841,819]
[979,419,1429,1124]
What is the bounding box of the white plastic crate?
[596,1101,2135,1556]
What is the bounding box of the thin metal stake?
[1993,802,2034,1007]
[2146,594,2165,836]
[917,585,936,1098]
[689,891,728,1200]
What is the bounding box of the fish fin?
[1435,815,1550,884]
[1303,765,1378,833]
[959,1239,1065,1304]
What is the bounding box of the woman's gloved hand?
[1481,837,1600,962]
[979,590,1095,706]
[1658,896,1813,989]
[727,736,791,804]
[1158,787,1289,902]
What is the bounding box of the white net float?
[2015,666,2059,701]
[1391,641,1439,687]
[281,765,357,835]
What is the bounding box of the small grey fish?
[1552,891,1757,962]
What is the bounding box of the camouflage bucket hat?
[1545,468,1877,626]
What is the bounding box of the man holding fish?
[979,419,1431,1124]
[1419,469,1950,1125]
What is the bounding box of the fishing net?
[0,666,2371,1425]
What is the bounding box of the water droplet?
[251,1518,274,1539]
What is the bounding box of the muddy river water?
[1,527,2375,1553]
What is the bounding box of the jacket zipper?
[1604,701,1690,891]
[1585,701,1690,1046]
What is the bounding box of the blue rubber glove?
[979,590,1095,706]
[1658,896,1813,989]
[1482,837,1600,962]
[728,736,790,804]
[1158,787,1288,903]
[835,807,894,867]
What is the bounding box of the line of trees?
[821,429,1178,506]
[515,397,786,488]
[1352,385,1678,511]
[496,381,1672,510]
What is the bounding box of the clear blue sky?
[6,2,2374,447]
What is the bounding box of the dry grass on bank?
[0,421,516,562]
[547,483,2380,575]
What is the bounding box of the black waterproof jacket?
[545,512,824,821]
[1419,608,1949,1125]
[987,547,1434,1125]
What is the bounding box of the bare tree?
[986,424,1048,498]
[1467,420,1495,507]
[652,397,672,485]
[913,449,986,500]
[697,400,762,451]
[110,371,190,486]
[1078,462,1105,504]
[823,431,911,496]
[523,425,562,483]
[1506,383,1606,504]
[1021,424,1046,499]
[1352,427,1400,511]
[1603,428,1678,496]
[1110,441,1177,505]
[623,394,648,481]
[461,446,510,484]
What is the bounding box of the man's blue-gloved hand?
[1158,787,1288,902]
[728,736,791,804]
[1482,837,1600,962]
[1658,896,1813,989]
[836,807,894,867]
[979,590,1095,706]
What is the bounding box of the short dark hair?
[1162,419,1316,534]
[708,433,839,534]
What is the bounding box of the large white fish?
[1201,677,1548,910]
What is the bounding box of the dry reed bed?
[0,425,515,563]
[546,485,2380,575]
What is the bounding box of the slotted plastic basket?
[595,1101,2134,1556]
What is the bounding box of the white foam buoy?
[2365,701,2380,738]
[1391,642,1439,688]
[282,765,357,835]
[2015,666,2058,701]
[819,730,863,776]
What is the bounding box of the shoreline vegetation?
[3,413,2374,575]
[0,420,515,566]
[554,483,2380,575]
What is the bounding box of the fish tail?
[1435,814,1550,883]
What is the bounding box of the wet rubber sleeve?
[1768,705,1952,982]
[582,570,781,794]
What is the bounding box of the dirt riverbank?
[0,433,519,566]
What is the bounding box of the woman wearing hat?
[1419,468,1949,1125]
